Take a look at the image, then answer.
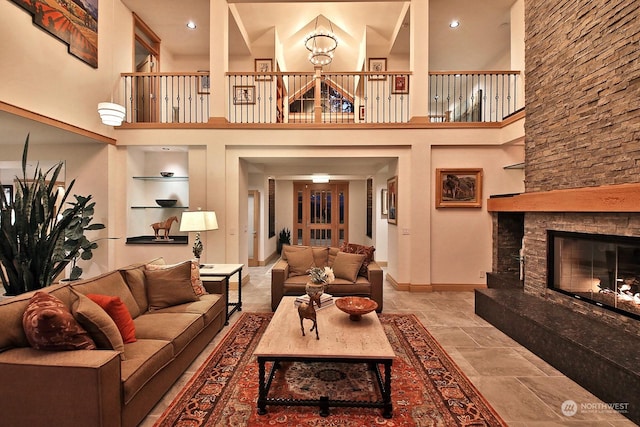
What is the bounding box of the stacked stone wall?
[525,0,640,193]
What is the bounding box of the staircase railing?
[428,71,522,122]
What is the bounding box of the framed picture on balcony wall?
[387,176,397,224]
[198,70,210,94]
[233,85,256,105]
[359,105,365,121]
[435,168,483,208]
[369,58,387,80]
[255,58,273,81]
[2,185,12,208]
[392,75,409,94]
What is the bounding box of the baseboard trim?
[386,273,487,292]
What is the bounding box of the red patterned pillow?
[339,242,375,277]
[87,294,137,343]
[22,292,96,351]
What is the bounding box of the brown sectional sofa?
[271,244,383,312]
[0,258,227,427]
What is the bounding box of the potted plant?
[0,135,106,295]
[277,227,291,255]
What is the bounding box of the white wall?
[430,144,524,285]
[0,0,132,137]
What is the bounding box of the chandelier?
[304,17,338,66]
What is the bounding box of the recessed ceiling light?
[449,20,460,28]
[186,21,196,30]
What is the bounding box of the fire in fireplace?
[547,230,640,321]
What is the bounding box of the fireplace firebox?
[548,230,640,321]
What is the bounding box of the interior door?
[293,182,348,247]
[248,190,259,266]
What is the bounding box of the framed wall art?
[381,188,388,215]
[2,185,13,208]
[255,58,273,81]
[198,72,210,94]
[233,85,256,105]
[435,168,483,208]
[359,105,365,121]
[10,0,98,68]
[368,58,387,80]
[392,74,409,94]
[387,176,397,224]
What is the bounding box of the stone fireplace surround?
[479,191,640,424]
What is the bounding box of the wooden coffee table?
[254,296,395,418]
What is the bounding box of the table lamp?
[179,210,218,265]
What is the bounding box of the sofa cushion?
[282,245,329,268]
[145,260,207,296]
[328,247,340,267]
[87,294,137,343]
[332,252,366,283]
[144,262,200,310]
[22,291,96,351]
[154,293,224,326]
[121,266,149,313]
[121,339,174,404]
[70,270,141,319]
[340,242,375,277]
[284,246,315,277]
[133,312,203,356]
[71,291,125,356]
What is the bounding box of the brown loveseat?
[271,244,383,312]
[0,258,227,427]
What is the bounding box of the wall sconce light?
[97,102,126,126]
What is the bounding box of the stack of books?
[294,293,334,310]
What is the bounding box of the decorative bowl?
[335,297,378,321]
[155,199,177,207]
[160,171,174,177]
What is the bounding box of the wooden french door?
[292,182,349,247]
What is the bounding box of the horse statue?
[298,291,322,340]
[151,216,179,240]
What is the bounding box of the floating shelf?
[503,162,525,170]
[126,235,188,245]
[132,176,189,181]
[131,206,189,209]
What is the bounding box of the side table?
[200,264,243,325]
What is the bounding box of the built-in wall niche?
[126,147,189,244]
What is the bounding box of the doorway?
[248,190,259,266]
[133,13,160,123]
[292,182,349,247]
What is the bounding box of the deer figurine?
[151,216,179,240]
[298,291,322,340]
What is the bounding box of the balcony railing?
[121,72,210,124]
[227,72,411,124]
[119,70,522,125]
[429,71,521,122]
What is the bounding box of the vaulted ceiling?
[122,0,516,71]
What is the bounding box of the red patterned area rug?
[155,312,506,426]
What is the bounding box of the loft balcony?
[119,70,523,128]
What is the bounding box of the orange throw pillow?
[86,294,137,343]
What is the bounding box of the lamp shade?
[98,102,126,126]
[180,211,218,232]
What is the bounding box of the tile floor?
[141,263,636,426]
